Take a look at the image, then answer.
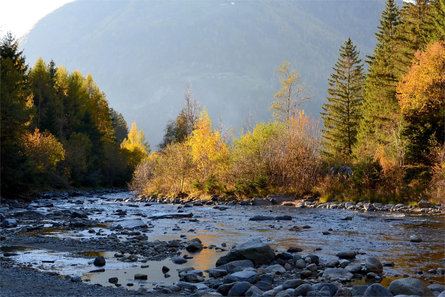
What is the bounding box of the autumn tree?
[271,60,307,123]
[121,122,150,169]
[397,41,445,164]
[23,129,65,172]
[321,38,364,162]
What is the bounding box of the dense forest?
[0,34,149,197]
[1,0,444,204]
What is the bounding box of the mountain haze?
[22,0,387,145]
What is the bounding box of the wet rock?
[301,269,313,278]
[351,285,368,297]
[409,235,422,242]
[327,259,339,268]
[216,238,275,266]
[428,284,445,294]
[346,263,362,274]
[255,280,273,291]
[249,215,275,221]
[172,256,188,264]
[307,263,318,271]
[208,268,228,278]
[296,258,307,269]
[295,284,314,296]
[217,259,254,273]
[2,219,17,228]
[313,283,338,296]
[252,198,271,206]
[334,287,353,297]
[365,257,383,273]
[89,268,105,273]
[276,252,293,261]
[162,266,170,274]
[3,252,19,257]
[275,215,292,220]
[93,256,106,267]
[287,246,303,253]
[245,285,263,297]
[134,273,147,280]
[388,278,434,297]
[228,281,251,296]
[186,238,203,252]
[148,212,193,219]
[336,251,356,259]
[182,270,204,283]
[108,277,118,284]
[323,268,353,281]
[382,261,395,267]
[306,254,320,265]
[341,216,353,221]
[283,279,304,289]
[339,259,350,268]
[363,283,393,297]
[266,264,286,274]
[276,288,295,297]
[223,270,258,284]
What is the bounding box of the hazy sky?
[0,0,75,38]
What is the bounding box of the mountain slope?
[22,0,387,145]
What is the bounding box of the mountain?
[21,0,387,145]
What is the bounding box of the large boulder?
[216,239,275,266]
[363,284,393,297]
[365,257,383,273]
[388,278,434,297]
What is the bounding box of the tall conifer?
[321,38,364,162]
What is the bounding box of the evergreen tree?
[355,0,401,159]
[110,108,128,144]
[321,38,364,162]
[0,33,35,196]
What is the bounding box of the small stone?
[108,277,118,284]
[410,235,422,242]
[71,276,82,283]
[365,257,383,273]
[162,266,170,274]
[287,247,303,253]
[172,256,187,264]
[294,284,314,296]
[134,273,148,280]
[93,256,106,267]
[336,251,356,259]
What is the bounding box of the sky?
[0,0,75,38]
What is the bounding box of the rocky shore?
[1,190,444,296]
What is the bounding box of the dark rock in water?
[148,212,193,219]
[287,246,303,253]
[216,239,275,266]
[134,273,148,280]
[108,277,118,284]
[363,283,393,297]
[276,252,293,261]
[283,279,305,289]
[249,215,275,221]
[89,268,105,273]
[388,278,435,297]
[3,252,19,257]
[162,266,170,274]
[382,261,394,267]
[71,276,82,283]
[186,238,203,252]
[2,219,18,228]
[70,211,87,218]
[228,281,251,296]
[365,257,383,273]
[275,215,292,220]
[172,256,187,264]
[336,251,357,259]
[410,235,422,242]
[341,216,353,220]
[294,284,314,296]
[302,225,311,229]
[93,256,106,267]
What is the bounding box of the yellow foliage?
[397,41,445,115]
[23,128,65,172]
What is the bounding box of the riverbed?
[1,191,444,292]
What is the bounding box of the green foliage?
[110,108,128,144]
[321,38,364,162]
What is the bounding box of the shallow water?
[2,192,444,289]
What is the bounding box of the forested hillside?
[21,0,388,144]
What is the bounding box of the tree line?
[131,0,444,204]
[1,34,149,197]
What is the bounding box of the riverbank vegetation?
[1,0,443,204]
[131,0,444,204]
[0,34,148,197]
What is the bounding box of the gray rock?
[409,235,422,242]
[172,256,187,264]
[276,288,295,297]
[336,251,357,259]
[327,259,340,268]
[255,281,273,291]
[428,284,445,294]
[334,287,353,297]
[313,283,338,296]
[351,285,368,297]
[108,277,118,284]
[382,261,395,267]
[296,258,307,269]
[295,284,314,296]
[363,284,393,297]
[439,291,445,297]
[93,256,106,267]
[282,279,304,289]
[307,263,318,271]
[216,238,275,266]
[71,276,82,283]
[388,278,434,297]
[365,257,383,273]
[287,246,303,253]
[245,285,263,297]
[339,259,350,268]
[323,268,353,281]
[251,198,271,206]
[301,270,314,278]
[346,263,363,274]
[266,264,286,274]
[2,219,17,228]
[208,268,228,278]
[217,259,254,273]
[217,283,234,296]
[228,281,251,296]
[249,215,275,221]
[306,255,320,265]
[224,270,258,284]
[134,273,147,280]
[186,238,203,252]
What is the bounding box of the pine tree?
[0,33,35,196]
[321,38,364,162]
[355,0,401,159]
